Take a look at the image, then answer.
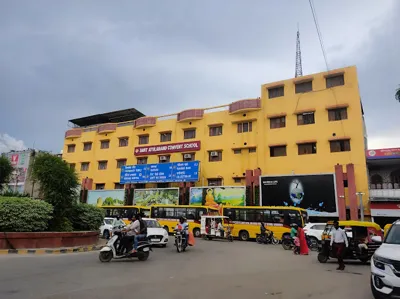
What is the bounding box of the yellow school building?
[63,66,369,217]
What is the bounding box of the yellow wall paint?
[63,66,369,208]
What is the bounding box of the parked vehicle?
[143,218,169,247]
[318,220,382,264]
[371,219,400,299]
[303,223,325,243]
[201,215,234,242]
[256,231,279,245]
[99,227,152,262]
[99,217,124,239]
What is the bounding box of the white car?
[371,220,400,299]
[99,217,118,239]
[303,223,326,242]
[144,218,169,247]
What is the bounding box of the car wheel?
[193,228,201,238]
[103,230,110,240]
[317,252,329,263]
[309,237,319,251]
[239,231,249,241]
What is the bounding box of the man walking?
[330,220,348,270]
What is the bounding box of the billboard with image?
[133,188,179,206]
[189,186,246,207]
[260,174,338,217]
[87,190,125,206]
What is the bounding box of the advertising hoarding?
[260,174,338,217]
[189,186,246,207]
[87,190,125,206]
[133,188,179,206]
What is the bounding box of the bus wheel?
[239,231,249,241]
[163,226,169,233]
[193,228,201,238]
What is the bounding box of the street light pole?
[356,192,365,221]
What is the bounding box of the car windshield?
[145,220,161,228]
[385,224,400,245]
[104,219,114,225]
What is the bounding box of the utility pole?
[295,24,303,78]
[356,192,365,221]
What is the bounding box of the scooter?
[99,228,152,262]
[256,231,279,245]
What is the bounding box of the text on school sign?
[134,141,201,156]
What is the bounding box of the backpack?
[139,219,147,235]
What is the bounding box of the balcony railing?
[370,184,400,199]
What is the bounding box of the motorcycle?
[99,227,152,262]
[256,231,279,245]
[281,236,318,251]
[174,228,188,253]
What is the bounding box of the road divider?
[0,245,104,255]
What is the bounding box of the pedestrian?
[297,225,309,255]
[330,220,349,270]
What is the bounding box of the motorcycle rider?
[175,216,189,247]
[290,223,298,240]
[132,213,147,253]
[121,215,140,254]
[113,216,125,228]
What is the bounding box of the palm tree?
[396,86,400,102]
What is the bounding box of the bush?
[49,217,73,232]
[69,204,105,231]
[0,197,53,232]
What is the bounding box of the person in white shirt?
[217,220,225,237]
[120,216,140,254]
[330,220,349,270]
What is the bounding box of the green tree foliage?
[0,156,13,192]
[0,197,53,232]
[396,87,400,103]
[69,204,105,231]
[31,153,79,231]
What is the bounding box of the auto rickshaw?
[318,220,383,264]
[200,215,233,242]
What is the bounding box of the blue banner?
[120,161,200,184]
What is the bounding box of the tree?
[396,87,400,103]
[31,153,79,230]
[0,156,13,192]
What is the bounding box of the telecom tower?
[295,26,303,78]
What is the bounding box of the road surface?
[0,239,373,299]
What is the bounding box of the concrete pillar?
[334,165,346,220]
[346,163,359,221]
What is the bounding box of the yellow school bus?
[150,205,219,237]
[101,206,151,224]
[222,206,308,241]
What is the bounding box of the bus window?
[270,209,284,224]
[301,211,309,225]
[223,208,237,221]
[284,210,301,227]
[262,209,272,223]
[175,208,186,218]
[165,208,175,218]
[187,208,196,220]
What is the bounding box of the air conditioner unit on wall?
[184,154,192,159]
[210,151,219,157]
[160,156,167,161]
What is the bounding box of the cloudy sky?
[0,1,399,153]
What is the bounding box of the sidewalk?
[0,239,107,255]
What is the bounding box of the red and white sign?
[366,147,400,159]
[10,154,19,166]
[370,202,400,217]
[134,141,201,156]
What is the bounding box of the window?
[137,157,148,165]
[208,178,222,186]
[69,163,76,171]
[184,129,196,139]
[83,142,92,151]
[209,151,222,162]
[237,122,252,133]
[233,149,242,154]
[116,159,127,168]
[159,155,170,163]
[209,126,223,136]
[95,183,105,190]
[138,135,149,145]
[160,132,172,142]
[114,183,124,189]
[270,145,287,157]
[98,161,108,170]
[249,147,257,153]
[328,108,348,121]
[234,178,242,183]
[119,137,129,147]
[330,140,351,152]
[81,162,89,171]
[326,74,344,88]
[100,140,110,149]
[298,143,317,155]
[270,116,286,129]
[297,112,315,125]
[183,153,195,161]
[67,144,75,153]
[295,81,313,93]
[268,86,284,99]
